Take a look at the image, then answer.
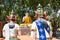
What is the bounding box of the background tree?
[0,0,60,24]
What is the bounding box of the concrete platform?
[19,35,59,40]
[18,35,34,40]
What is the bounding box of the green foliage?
[0,0,60,24]
[50,13,60,28]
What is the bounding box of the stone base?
[20,27,31,35]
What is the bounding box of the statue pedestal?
[20,27,31,35]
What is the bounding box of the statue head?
[9,21,15,29]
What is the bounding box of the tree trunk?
[50,0,52,13]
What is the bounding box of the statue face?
[9,25,15,29]
[9,21,15,29]
[37,8,41,13]
[25,13,29,16]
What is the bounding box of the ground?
[19,35,59,40]
[0,35,59,40]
